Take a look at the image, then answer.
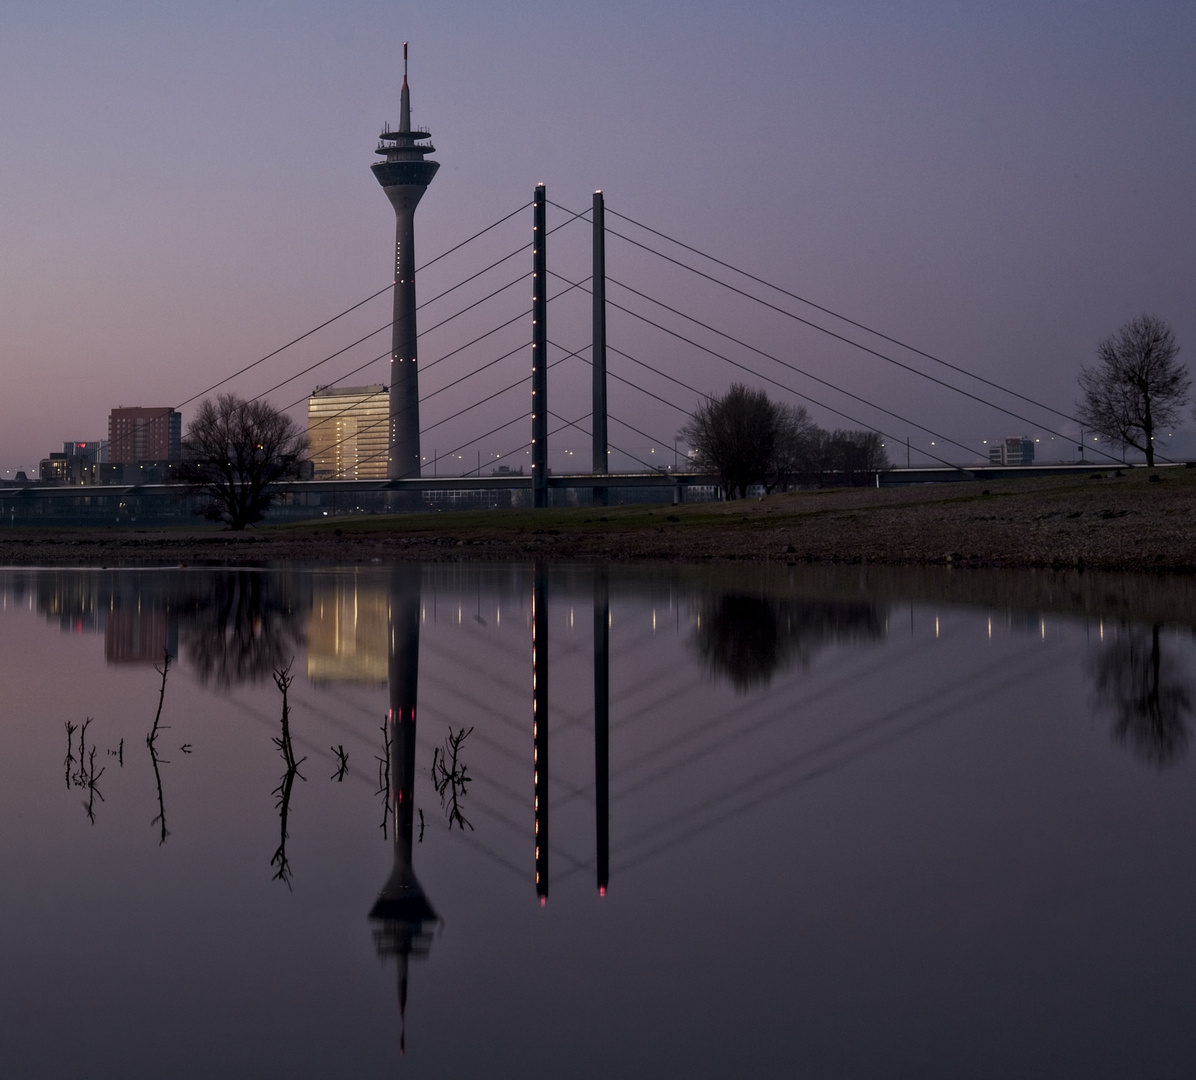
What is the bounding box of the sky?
[2,0,1195,475]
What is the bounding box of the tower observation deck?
[371,43,439,480]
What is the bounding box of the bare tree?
[681,387,891,494]
[1077,315,1188,467]
[180,393,307,529]
[823,430,890,486]
[681,384,781,499]
[766,403,819,493]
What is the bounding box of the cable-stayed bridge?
[192,186,1114,480]
[3,186,1138,524]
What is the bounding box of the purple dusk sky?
[2,0,1194,474]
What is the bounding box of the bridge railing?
[0,473,723,526]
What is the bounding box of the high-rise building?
[307,385,389,480]
[371,44,439,480]
[108,408,181,464]
[988,437,1036,466]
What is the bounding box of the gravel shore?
[0,466,1193,573]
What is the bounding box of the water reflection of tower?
[533,565,549,903]
[369,567,436,1054]
[594,569,609,896]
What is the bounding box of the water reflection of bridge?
[5,563,894,898]
[15,562,1196,1059]
[303,565,888,905]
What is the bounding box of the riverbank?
[0,467,1193,573]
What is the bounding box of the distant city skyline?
[3,1,1194,475]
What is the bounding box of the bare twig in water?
[82,745,105,825]
[64,720,77,789]
[271,662,304,772]
[431,725,475,831]
[145,650,173,843]
[270,765,301,888]
[148,738,170,845]
[270,661,306,888]
[65,718,107,824]
[73,717,93,788]
[375,718,391,839]
[146,650,171,748]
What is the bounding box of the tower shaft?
[386,194,423,480]
[371,47,439,480]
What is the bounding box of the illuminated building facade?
[39,441,106,485]
[305,573,389,682]
[307,384,389,480]
[987,437,1036,466]
[371,44,439,480]
[108,408,181,464]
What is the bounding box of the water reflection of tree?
[692,594,885,691]
[1091,624,1194,767]
[179,572,307,687]
[270,664,306,888]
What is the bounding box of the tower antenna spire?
[400,42,411,132]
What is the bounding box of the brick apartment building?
[108,407,181,464]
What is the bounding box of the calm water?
[2,563,1195,1079]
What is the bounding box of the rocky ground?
[1,465,1194,573]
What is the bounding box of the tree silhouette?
[692,593,884,691]
[178,571,306,687]
[1077,315,1188,467]
[681,384,787,499]
[1090,624,1193,766]
[179,393,307,529]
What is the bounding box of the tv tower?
[372,44,439,480]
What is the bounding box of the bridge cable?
[176,200,529,411]
[547,340,693,417]
[608,271,1120,464]
[552,200,1140,463]
[597,203,1082,429]
[255,269,528,404]
[547,270,967,469]
[294,274,589,475]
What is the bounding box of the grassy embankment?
[1,465,1193,574]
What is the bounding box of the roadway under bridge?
[0,464,1161,527]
